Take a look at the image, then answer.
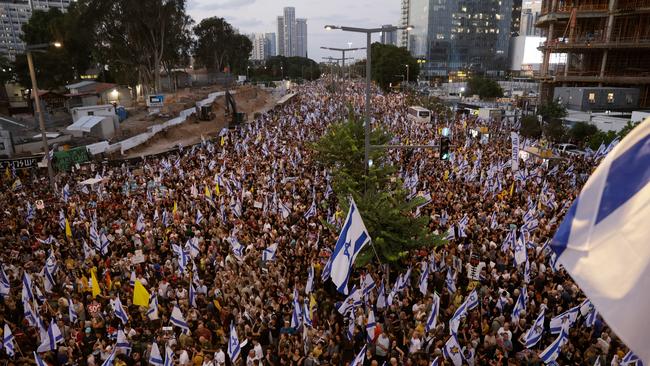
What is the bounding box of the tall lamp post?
[325,24,412,171]
[26,42,61,191]
[405,64,410,85]
[320,46,366,81]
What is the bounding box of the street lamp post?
[320,46,366,82]
[26,42,61,191]
[325,24,412,172]
[405,64,410,85]
[247,66,250,80]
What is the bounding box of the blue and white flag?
[302,299,313,328]
[228,322,241,362]
[34,352,48,366]
[329,198,371,294]
[149,342,164,366]
[147,293,159,320]
[443,335,464,366]
[3,324,15,357]
[511,132,520,172]
[37,319,63,352]
[189,282,197,308]
[445,268,456,294]
[360,274,376,297]
[336,286,362,315]
[549,119,650,362]
[350,345,367,366]
[524,308,545,348]
[291,288,302,328]
[419,260,429,296]
[172,244,189,273]
[539,329,568,363]
[99,233,110,256]
[430,357,440,366]
[305,265,315,294]
[187,237,200,259]
[303,200,317,220]
[195,209,204,225]
[449,298,468,335]
[366,310,377,342]
[0,265,9,298]
[376,282,386,309]
[425,292,440,333]
[170,305,189,334]
[136,213,145,232]
[59,210,65,231]
[262,243,278,262]
[621,350,643,366]
[68,298,78,324]
[523,260,531,284]
[112,296,129,325]
[22,273,33,302]
[511,288,527,324]
[549,305,579,334]
[116,328,131,356]
[62,183,70,203]
[164,345,174,366]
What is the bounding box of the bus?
[407,106,431,124]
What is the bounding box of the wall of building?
[554,87,640,111]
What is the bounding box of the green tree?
[538,101,567,122]
[260,56,320,81]
[370,43,420,91]
[617,121,641,139]
[193,17,252,75]
[313,112,444,266]
[466,76,504,99]
[568,121,598,145]
[544,119,566,143]
[520,115,542,138]
[586,129,617,150]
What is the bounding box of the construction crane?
[225,90,246,128]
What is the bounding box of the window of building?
[588,93,596,103]
[626,94,634,104]
[607,93,614,103]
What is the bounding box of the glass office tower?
[408,0,514,78]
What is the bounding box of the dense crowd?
[0,81,638,366]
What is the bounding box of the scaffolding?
[537,0,650,107]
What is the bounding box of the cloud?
[189,0,256,11]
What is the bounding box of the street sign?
[0,155,42,170]
[146,95,165,108]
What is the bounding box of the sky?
[187,0,400,63]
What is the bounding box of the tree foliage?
[466,76,504,99]
[538,101,567,122]
[544,119,566,143]
[258,56,321,81]
[520,115,542,138]
[567,122,598,144]
[313,112,445,266]
[370,42,420,91]
[193,17,252,75]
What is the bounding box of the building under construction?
[537,0,650,107]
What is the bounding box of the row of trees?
[248,56,321,82]
[350,43,421,91]
[13,0,253,94]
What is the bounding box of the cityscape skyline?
[187,0,399,62]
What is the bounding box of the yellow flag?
[132,279,150,307]
[220,136,225,146]
[215,182,220,196]
[65,219,72,237]
[509,181,515,197]
[90,270,101,298]
[444,170,449,181]
[80,275,90,293]
[172,201,178,215]
[4,166,9,180]
[204,186,211,199]
[309,294,317,318]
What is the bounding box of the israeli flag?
[303,200,317,220]
[376,282,386,309]
[430,357,440,366]
[466,289,479,310]
[549,305,579,334]
[34,352,48,366]
[147,294,159,320]
[189,282,197,308]
[539,329,568,363]
[99,233,110,256]
[549,120,650,362]
[302,299,313,328]
[396,267,411,293]
[170,305,190,334]
[443,335,464,366]
[524,308,545,348]
[511,289,527,324]
[445,268,456,294]
[228,322,241,362]
[22,272,34,302]
[523,260,531,284]
[350,345,367,366]
[37,319,63,352]
[621,350,642,365]
[116,328,131,356]
[136,213,145,232]
[366,310,377,342]
[0,265,9,298]
[425,292,440,333]
[68,298,78,324]
[164,345,174,366]
[26,202,35,222]
[305,265,314,294]
[112,296,129,325]
[360,274,376,297]
[149,342,164,366]
[195,209,204,225]
[449,298,468,335]
[172,244,189,273]
[3,324,15,357]
[262,243,278,262]
[336,286,362,315]
[59,210,65,231]
[419,260,429,296]
[329,198,371,294]
[62,184,70,202]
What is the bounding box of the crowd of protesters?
[0,80,637,366]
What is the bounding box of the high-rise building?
[296,18,307,57]
[406,0,514,78]
[264,33,276,59]
[537,0,650,107]
[283,7,296,56]
[277,16,285,56]
[519,0,542,37]
[511,0,522,36]
[381,25,397,46]
[399,0,410,47]
[250,33,266,61]
[0,0,73,60]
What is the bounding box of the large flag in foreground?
[550,118,650,362]
[329,198,371,294]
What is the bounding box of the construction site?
[537,0,650,107]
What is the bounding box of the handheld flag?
[524,308,545,348]
[164,345,174,366]
[3,324,15,357]
[329,198,371,294]
[539,329,568,363]
[90,269,101,297]
[68,298,78,324]
[443,335,464,366]
[112,295,129,325]
[350,345,367,366]
[149,342,164,366]
[228,322,241,362]
[262,243,278,261]
[170,305,190,334]
[132,279,150,307]
[425,292,440,333]
[147,293,159,320]
[366,310,377,342]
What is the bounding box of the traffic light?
[440,137,450,160]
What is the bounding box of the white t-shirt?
[215,350,226,365]
[497,327,512,342]
[179,350,190,365]
[409,337,422,354]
